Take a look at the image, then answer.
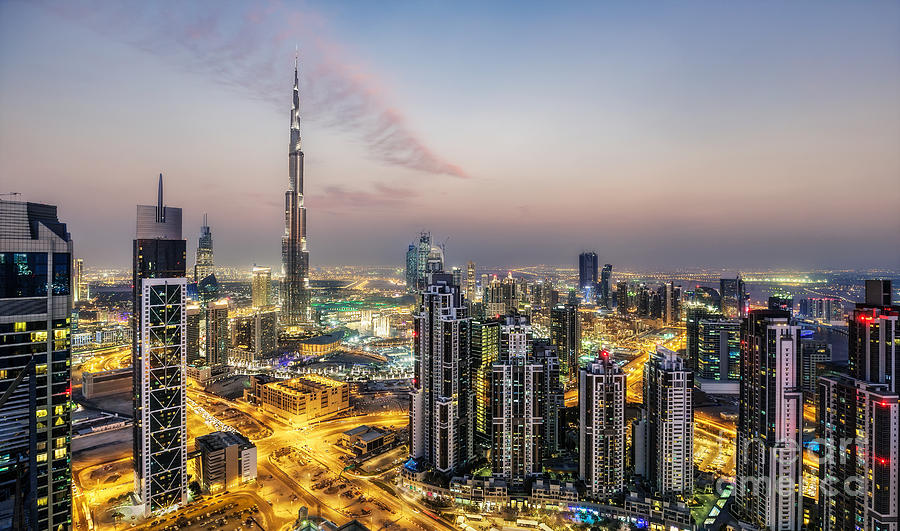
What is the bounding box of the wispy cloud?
[313,182,420,210]
[36,0,468,179]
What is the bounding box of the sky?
[1,1,899,270]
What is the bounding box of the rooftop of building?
[263,373,347,395]
[0,199,70,241]
[299,331,344,345]
[195,430,254,451]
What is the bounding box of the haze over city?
[2,0,898,269]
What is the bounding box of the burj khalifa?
[281,58,311,326]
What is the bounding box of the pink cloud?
[36,0,468,179]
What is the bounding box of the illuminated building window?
[36,408,48,418]
[53,448,67,459]
[14,322,26,332]
[36,364,47,375]
[37,453,48,463]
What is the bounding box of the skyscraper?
[132,175,188,516]
[848,279,898,392]
[251,265,272,309]
[616,281,629,315]
[817,374,898,531]
[799,338,831,395]
[409,272,471,473]
[685,305,721,372]
[73,257,85,303]
[642,347,693,499]
[579,352,625,500]
[664,281,681,324]
[466,261,477,301]
[734,310,802,530]
[205,300,229,366]
[719,276,746,319]
[0,200,73,530]
[490,315,555,484]
[600,264,612,308]
[817,280,899,531]
[550,304,581,386]
[470,319,500,451]
[697,318,741,381]
[578,251,599,303]
[194,213,213,283]
[281,59,311,326]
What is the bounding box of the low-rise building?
[186,364,229,387]
[195,431,257,492]
[82,368,132,399]
[529,479,579,508]
[340,425,396,456]
[449,477,509,512]
[251,374,349,425]
[297,331,344,357]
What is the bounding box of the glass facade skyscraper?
[0,200,73,531]
[132,176,188,516]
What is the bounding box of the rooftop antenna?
[156,173,165,223]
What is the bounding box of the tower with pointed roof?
[281,56,311,326]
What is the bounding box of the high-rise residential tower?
[251,265,272,309]
[817,280,899,531]
[578,252,599,303]
[409,272,471,473]
[0,200,73,531]
[579,352,626,500]
[132,175,188,516]
[734,310,802,530]
[281,59,311,326]
[817,374,898,531]
[490,316,538,483]
[697,318,741,381]
[194,213,213,283]
[489,316,562,484]
[642,347,693,499]
[848,279,898,393]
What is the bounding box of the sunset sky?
[1,1,898,270]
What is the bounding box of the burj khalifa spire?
[281,55,311,326]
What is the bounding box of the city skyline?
[2,1,899,270]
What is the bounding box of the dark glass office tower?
[550,304,581,386]
[719,276,746,318]
[132,175,188,516]
[578,252,599,303]
[470,319,500,452]
[599,264,612,308]
[281,58,312,326]
[0,200,73,531]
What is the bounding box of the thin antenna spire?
[203,213,208,227]
[156,173,165,223]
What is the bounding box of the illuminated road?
[187,388,447,531]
